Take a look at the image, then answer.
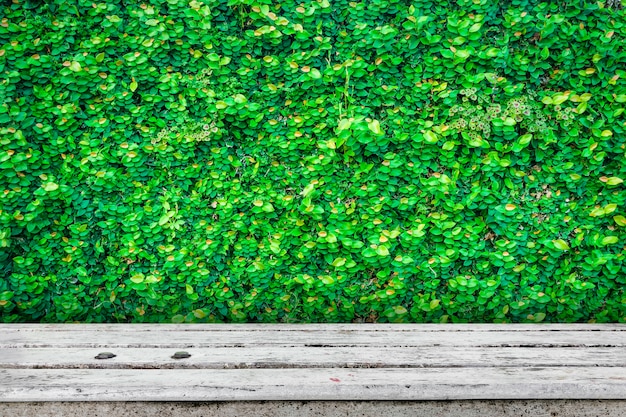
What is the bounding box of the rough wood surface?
[1,324,625,401]
[2,325,625,348]
[1,346,624,369]
[2,367,626,401]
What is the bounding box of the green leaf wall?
[1,0,625,323]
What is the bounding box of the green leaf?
[261,203,274,213]
[375,245,390,257]
[393,305,408,315]
[613,215,626,227]
[552,94,568,105]
[533,312,546,322]
[130,274,144,284]
[368,119,384,135]
[321,275,335,285]
[171,315,185,323]
[442,141,455,150]
[337,118,352,131]
[518,133,532,145]
[233,94,247,104]
[604,204,617,214]
[552,239,570,251]
[453,49,470,59]
[301,182,316,197]
[601,236,619,246]
[331,257,346,267]
[606,177,623,186]
[69,61,82,72]
[309,68,322,79]
[423,130,438,143]
[42,182,59,192]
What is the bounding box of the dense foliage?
[1,0,625,323]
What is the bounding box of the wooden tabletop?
[1,324,625,401]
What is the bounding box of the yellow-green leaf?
[552,93,568,105]
[606,177,623,186]
[394,305,408,315]
[130,274,144,284]
[423,130,438,143]
[518,133,533,145]
[541,96,553,105]
[375,245,390,256]
[604,204,617,214]
[614,215,626,227]
[368,119,384,135]
[43,182,59,192]
[331,257,346,267]
[601,236,619,246]
[337,118,352,131]
[552,239,570,251]
[589,207,605,217]
[69,61,82,72]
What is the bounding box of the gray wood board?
[1,346,624,369]
[2,325,625,348]
[2,325,625,401]
[3,323,625,331]
[2,367,625,401]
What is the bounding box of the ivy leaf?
[601,236,619,246]
[331,257,346,267]
[69,61,82,72]
[423,130,438,143]
[552,239,570,251]
[613,215,626,227]
[367,119,384,135]
[42,182,59,192]
[375,245,390,257]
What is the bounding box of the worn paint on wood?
[2,367,626,401]
[0,324,625,402]
[2,326,625,348]
[1,346,624,369]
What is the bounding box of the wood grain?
[1,324,624,401]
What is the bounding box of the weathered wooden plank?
[2,328,624,348]
[1,346,624,369]
[2,367,625,401]
[2,323,625,332]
